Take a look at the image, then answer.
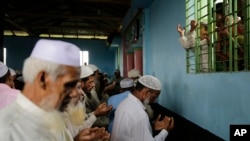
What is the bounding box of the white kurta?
[179,30,196,49]
[111,94,168,141]
[179,31,209,72]
[0,93,73,141]
[200,39,209,72]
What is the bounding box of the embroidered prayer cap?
[80,65,94,79]
[88,64,98,72]
[0,62,8,77]
[128,69,141,78]
[120,78,134,88]
[138,75,162,91]
[30,39,81,67]
[9,68,16,76]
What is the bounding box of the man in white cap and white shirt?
[0,62,19,109]
[111,75,174,141]
[107,78,134,133]
[80,65,112,128]
[127,69,154,121]
[0,39,101,141]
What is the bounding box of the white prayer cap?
[88,64,98,72]
[128,69,141,78]
[138,75,162,91]
[80,65,94,79]
[120,78,134,88]
[0,62,8,77]
[9,68,16,76]
[30,39,81,67]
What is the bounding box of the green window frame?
[185,0,250,73]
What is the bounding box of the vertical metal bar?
[228,0,233,71]
[186,0,196,73]
[246,0,250,70]
[213,0,217,71]
[186,0,190,73]
[208,0,213,72]
[195,0,200,73]
[233,0,238,71]
[195,0,201,73]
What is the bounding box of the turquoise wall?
[3,1,250,139]
[143,0,250,140]
[4,37,116,75]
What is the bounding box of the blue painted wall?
[143,0,250,140]
[4,37,116,75]
[3,1,250,139]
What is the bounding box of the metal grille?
[185,0,250,73]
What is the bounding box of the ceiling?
[3,0,131,39]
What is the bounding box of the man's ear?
[142,88,150,99]
[37,71,47,89]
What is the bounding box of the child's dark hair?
[212,2,225,17]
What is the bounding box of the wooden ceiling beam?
[4,18,33,35]
[23,25,115,32]
[5,11,122,21]
[72,0,130,5]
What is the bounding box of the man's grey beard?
[38,94,66,130]
[66,101,86,126]
[39,93,59,111]
[143,98,154,121]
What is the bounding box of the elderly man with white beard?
[0,39,102,141]
[111,75,175,141]
[60,81,110,141]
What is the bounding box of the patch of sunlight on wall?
[80,51,89,66]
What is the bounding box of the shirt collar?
[128,93,146,110]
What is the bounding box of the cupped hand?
[94,103,113,116]
[154,114,174,132]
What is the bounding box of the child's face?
[200,26,208,40]
[216,13,224,27]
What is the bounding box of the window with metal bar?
[184,0,250,73]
